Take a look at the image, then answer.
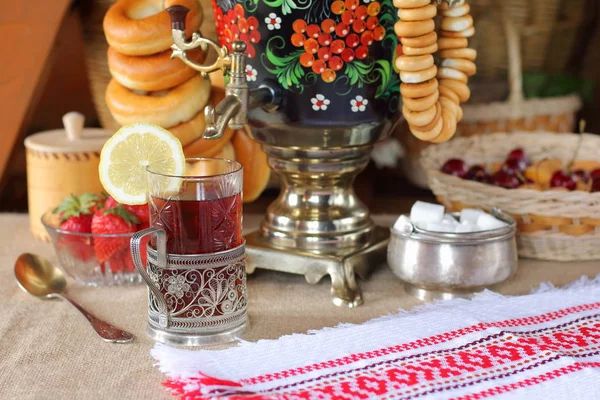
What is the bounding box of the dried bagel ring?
[437,37,468,50]
[400,32,437,48]
[437,67,468,84]
[400,65,437,84]
[439,48,477,61]
[439,79,471,102]
[441,3,470,17]
[430,109,457,143]
[441,15,473,32]
[441,58,477,76]
[397,4,437,21]
[395,19,435,37]
[402,43,438,56]
[402,90,439,112]
[403,104,437,127]
[440,26,476,38]
[438,0,465,10]
[395,55,434,72]
[394,0,430,8]
[400,78,438,98]
[438,85,460,104]
[438,96,460,118]
[410,115,443,141]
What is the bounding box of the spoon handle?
[58,294,134,343]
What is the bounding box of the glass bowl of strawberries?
[41,193,150,286]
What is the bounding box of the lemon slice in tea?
[99,123,185,205]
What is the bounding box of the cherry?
[502,158,527,175]
[506,148,530,164]
[352,19,366,34]
[299,52,314,67]
[249,29,261,43]
[233,4,244,18]
[355,45,369,60]
[303,38,319,54]
[591,169,600,180]
[321,19,336,34]
[591,179,600,192]
[247,16,258,30]
[355,5,368,20]
[335,23,350,37]
[322,68,336,83]
[550,170,577,191]
[318,33,332,46]
[341,48,355,62]
[330,39,345,54]
[306,24,321,39]
[373,26,385,41]
[361,30,374,46]
[345,0,359,11]
[572,169,591,183]
[466,165,490,183]
[328,56,344,71]
[331,0,346,14]
[317,47,331,61]
[291,33,306,47]
[312,59,326,74]
[367,1,381,16]
[345,33,360,48]
[366,16,379,30]
[491,170,521,189]
[293,19,307,33]
[440,158,469,178]
[341,10,355,25]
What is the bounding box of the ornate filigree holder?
[166,5,394,307]
[132,228,248,346]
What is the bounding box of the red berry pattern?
[289,0,383,82]
[213,1,260,58]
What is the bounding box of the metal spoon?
[14,253,134,343]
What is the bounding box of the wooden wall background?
[1,0,600,213]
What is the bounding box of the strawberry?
[105,196,150,226]
[92,205,139,263]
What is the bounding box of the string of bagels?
[394,0,476,143]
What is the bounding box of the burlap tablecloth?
[1,213,598,399]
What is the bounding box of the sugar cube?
[476,213,507,231]
[442,213,459,227]
[410,201,445,226]
[426,222,455,233]
[393,215,413,232]
[455,222,476,233]
[460,208,485,225]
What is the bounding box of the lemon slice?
[99,123,185,205]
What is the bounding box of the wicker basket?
[399,8,582,188]
[421,131,600,261]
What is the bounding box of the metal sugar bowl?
[388,209,518,301]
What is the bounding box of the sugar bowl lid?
[24,112,112,153]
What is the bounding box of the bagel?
[397,4,437,21]
[438,85,460,104]
[400,32,437,48]
[437,37,468,50]
[402,43,438,56]
[438,0,465,9]
[393,0,430,8]
[402,91,439,112]
[440,15,473,32]
[439,79,471,102]
[395,54,434,72]
[402,104,437,127]
[437,67,468,83]
[107,46,205,92]
[400,78,438,98]
[395,19,435,38]
[410,114,443,141]
[430,109,457,143]
[439,48,477,61]
[441,3,470,17]
[400,65,437,84]
[106,75,211,127]
[440,26,476,38]
[441,58,477,76]
[438,96,460,118]
[232,126,271,202]
[411,101,442,131]
[104,0,202,56]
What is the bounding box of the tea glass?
[131,158,247,346]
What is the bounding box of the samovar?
[166,0,401,307]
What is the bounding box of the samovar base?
[245,226,389,307]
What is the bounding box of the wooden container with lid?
[24,112,111,242]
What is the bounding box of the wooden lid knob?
[62,112,85,141]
